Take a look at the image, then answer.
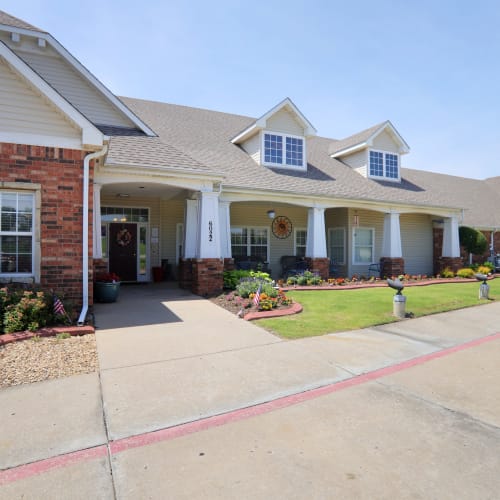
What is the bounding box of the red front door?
[109,223,137,282]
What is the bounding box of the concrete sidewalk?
[1,284,499,498]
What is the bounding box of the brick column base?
[438,257,463,274]
[380,257,405,278]
[223,258,235,271]
[306,258,330,280]
[191,258,224,297]
[178,258,193,290]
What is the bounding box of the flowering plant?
[95,272,120,283]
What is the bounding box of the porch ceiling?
[101,182,186,200]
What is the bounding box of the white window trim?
[294,227,307,256]
[368,149,400,182]
[352,227,375,265]
[0,188,38,280]
[261,131,307,171]
[328,227,346,265]
[230,226,270,261]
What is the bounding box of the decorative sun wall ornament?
[272,215,293,239]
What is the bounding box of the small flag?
[253,285,261,307]
[53,295,66,316]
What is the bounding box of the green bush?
[0,286,65,334]
[286,270,322,286]
[477,265,492,275]
[480,261,494,272]
[236,278,277,298]
[456,268,475,278]
[223,270,272,290]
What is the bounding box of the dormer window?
[369,150,399,181]
[263,132,305,169]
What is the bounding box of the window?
[231,227,269,260]
[353,228,374,264]
[263,132,305,168]
[328,227,345,265]
[0,191,34,274]
[295,229,307,257]
[369,150,399,180]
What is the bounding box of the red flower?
[96,272,120,283]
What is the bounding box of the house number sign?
[208,221,213,242]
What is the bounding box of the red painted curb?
[244,302,303,321]
[0,326,95,346]
[2,331,500,485]
[0,445,107,485]
[109,331,500,455]
[281,276,496,292]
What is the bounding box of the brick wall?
[0,143,91,306]
[380,257,405,278]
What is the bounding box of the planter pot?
[94,281,120,303]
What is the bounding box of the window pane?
[1,235,16,252]
[17,253,32,273]
[18,236,32,252]
[286,137,304,166]
[1,212,16,231]
[18,213,32,232]
[386,153,398,178]
[1,193,17,212]
[18,194,33,213]
[353,228,373,263]
[329,228,345,264]
[264,133,283,164]
[369,151,384,177]
[355,228,372,245]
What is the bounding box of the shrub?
[478,263,493,273]
[441,267,455,278]
[456,268,475,278]
[223,270,272,290]
[236,278,277,298]
[0,286,65,334]
[459,226,488,259]
[287,270,322,286]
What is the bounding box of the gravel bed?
[0,334,98,388]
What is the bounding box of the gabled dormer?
[0,10,155,137]
[231,98,317,171]
[329,121,410,182]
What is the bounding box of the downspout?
[78,145,108,326]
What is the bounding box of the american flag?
[53,295,66,316]
[253,285,261,307]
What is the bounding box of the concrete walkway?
[1,283,499,498]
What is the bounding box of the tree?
[459,226,488,264]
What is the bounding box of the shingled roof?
[0,10,45,33]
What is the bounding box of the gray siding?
[401,213,433,275]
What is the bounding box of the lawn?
[258,279,499,339]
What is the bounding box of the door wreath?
[116,228,132,247]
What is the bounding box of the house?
[1,10,499,324]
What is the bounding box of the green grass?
[258,279,499,339]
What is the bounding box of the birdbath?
[387,278,406,319]
[475,273,490,300]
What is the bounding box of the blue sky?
[3,1,500,179]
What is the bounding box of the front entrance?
[109,223,138,281]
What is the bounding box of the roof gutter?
[78,145,108,326]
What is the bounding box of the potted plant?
[94,272,121,303]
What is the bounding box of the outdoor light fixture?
[267,209,276,219]
[353,213,359,226]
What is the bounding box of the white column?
[92,183,102,258]
[306,207,327,258]
[219,200,232,259]
[382,212,402,257]
[196,191,221,258]
[184,199,198,258]
[442,216,460,257]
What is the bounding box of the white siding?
[372,130,399,153]
[241,132,261,164]
[342,150,367,170]
[0,57,81,144]
[266,108,304,136]
[401,214,433,275]
[13,49,135,128]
